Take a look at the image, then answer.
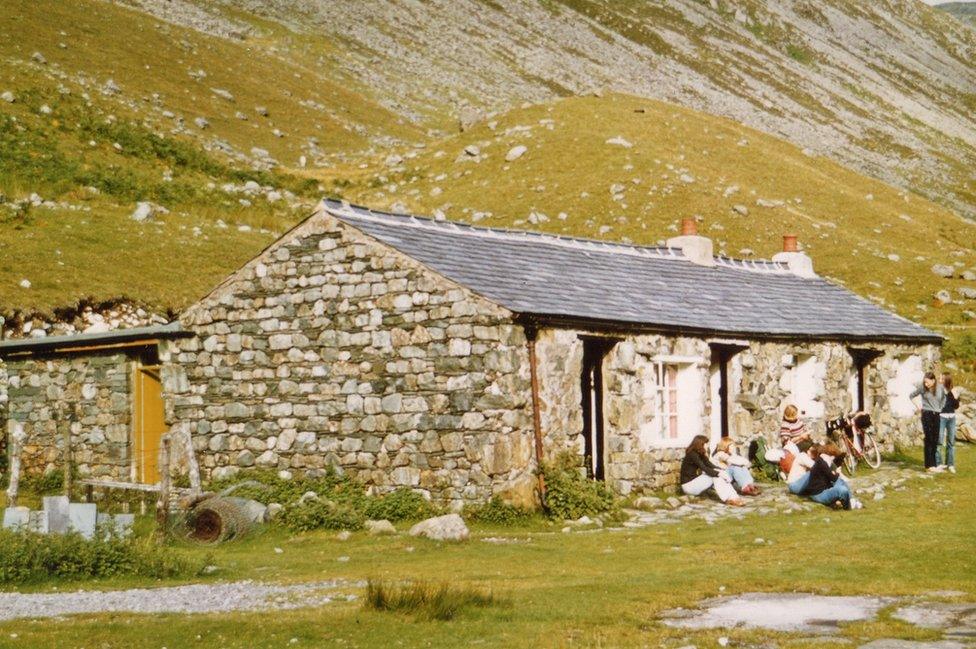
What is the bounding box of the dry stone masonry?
[0,203,950,508]
[161,214,535,508]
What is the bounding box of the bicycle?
[835,428,882,476]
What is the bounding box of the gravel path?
[0,579,358,622]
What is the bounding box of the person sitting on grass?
[680,435,745,507]
[785,445,816,495]
[799,444,863,510]
[780,404,812,453]
[712,437,761,495]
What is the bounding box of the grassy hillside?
[0,0,445,313]
[0,0,974,373]
[328,94,976,336]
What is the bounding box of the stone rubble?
[0,579,358,622]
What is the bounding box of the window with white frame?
[638,357,703,449]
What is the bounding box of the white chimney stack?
[667,218,715,267]
[772,234,816,278]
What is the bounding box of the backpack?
[748,436,783,482]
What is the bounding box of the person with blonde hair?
[679,435,744,506]
[780,404,812,452]
[712,437,761,495]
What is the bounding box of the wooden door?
[134,365,165,483]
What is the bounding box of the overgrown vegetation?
[364,579,505,621]
[540,453,619,520]
[464,496,534,526]
[0,528,204,585]
[208,469,438,532]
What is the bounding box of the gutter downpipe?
[525,324,547,507]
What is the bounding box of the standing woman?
[940,374,959,474]
[910,372,946,472]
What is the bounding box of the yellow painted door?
[134,366,165,483]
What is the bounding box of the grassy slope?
[0,448,973,648]
[0,0,423,313]
[329,93,976,334]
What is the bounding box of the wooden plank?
[77,479,161,493]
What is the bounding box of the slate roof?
[323,200,941,343]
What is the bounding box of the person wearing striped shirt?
[780,404,812,451]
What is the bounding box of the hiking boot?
[947,466,956,474]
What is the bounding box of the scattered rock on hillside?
[732,204,749,216]
[31,51,47,65]
[605,136,633,148]
[463,144,480,157]
[194,116,210,129]
[365,519,396,536]
[255,105,269,117]
[211,88,235,102]
[1,91,14,103]
[934,290,952,305]
[959,288,976,300]
[756,198,784,208]
[19,279,31,289]
[408,514,469,541]
[130,201,169,222]
[932,264,955,278]
[103,79,121,96]
[458,105,484,131]
[963,270,976,281]
[505,145,527,161]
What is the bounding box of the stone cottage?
[0,200,942,507]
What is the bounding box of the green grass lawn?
[0,446,972,648]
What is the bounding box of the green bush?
[540,453,618,521]
[465,497,533,526]
[278,498,365,533]
[364,579,504,621]
[0,528,203,585]
[210,470,440,532]
[363,488,437,522]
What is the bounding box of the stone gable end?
[161,205,536,507]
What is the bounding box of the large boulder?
[408,514,469,542]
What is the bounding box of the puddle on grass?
[662,592,892,633]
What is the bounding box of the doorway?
[133,364,166,483]
[709,343,748,441]
[580,337,618,480]
[847,348,883,411]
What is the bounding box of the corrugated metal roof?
[325,199,941,343]
[0,322,187,357]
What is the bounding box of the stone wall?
[534,327,940,495]
[731,341,942,449]
[2,352,132,480]
[535,329,712,494]
[161,211,537,509]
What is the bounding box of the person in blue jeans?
[911,372,946,471]
[800,444,857,509]
[939,374,960,474]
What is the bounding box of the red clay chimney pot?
[783,234,798,253]
[681,218,698,236]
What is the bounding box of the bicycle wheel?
[862,433,882,469]
[842,444,857,477]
